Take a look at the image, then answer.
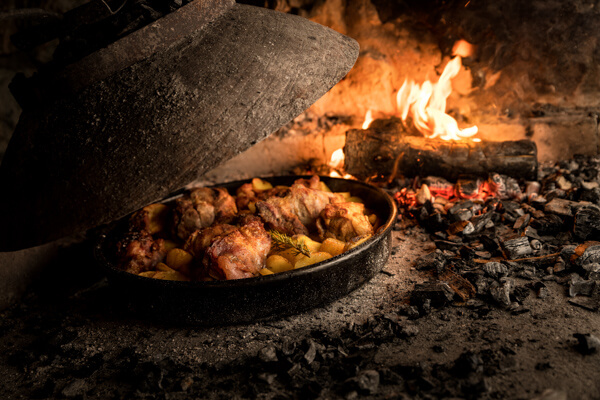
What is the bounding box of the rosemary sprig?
[269,230,312,257]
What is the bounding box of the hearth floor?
[0,230,598,399]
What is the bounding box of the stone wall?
[241,0,600,162]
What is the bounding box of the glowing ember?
[452,39,475,58]
[362,109,374,130]
[396,54,478,141]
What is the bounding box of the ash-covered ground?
[2,157,600,399]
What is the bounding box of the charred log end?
[344,127,538,181]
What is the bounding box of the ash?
[2,159,600,399]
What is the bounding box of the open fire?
[396,41,479,142]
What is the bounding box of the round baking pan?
[94,176,397,325]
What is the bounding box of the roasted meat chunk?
[116,231,167,274]
[256,177,337,236]
[203,216,271,280]
[129,204,170,234]
[173,187,237,240]
[183,224,237,259]
[236,182,288,210]
[317,202,374,242]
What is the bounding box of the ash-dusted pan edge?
[94,176,397,326]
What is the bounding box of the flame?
[329,148,345,169]
[396,55,478,141]
[362,109,374,129]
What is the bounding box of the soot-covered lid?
[0,0,359,251]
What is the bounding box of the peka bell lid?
[0,0,359,251]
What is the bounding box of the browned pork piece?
[172,187,237,240]
[183,223,237,258]
[203,216,271,280]
[235,182,288,210]
[116,231,168,274]
[317,202,374,242]
[256,176,339,236]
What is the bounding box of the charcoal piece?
[486,195,501,206]
[471,212,493,234]
[544,188,566,202]
[544,198,579,217]
[258,345,278,363]
[553,259,567,274]
[449,208,473,223]
[435,240,463,251]
[483,262,508,280]
[180,375,194,391]
[286,363,302,378]
[432,231,447,240]
[423,212,447,232]
[448,221,468,236]
[472,275,493,295]
[449,200,474,215]
[456,176,484,199]
[511,285,531,302]
[583,263,600,280]
[529,281,548,298]
[513,213,531,230]
[257,372,276,384]
[459,246,477,261]
[303,340,317,365]
[61,379,88,399]
[569,242,600,267]
[411,282,455,308]
[452,351,483,377]
[501,200,523,217]
[462,222,475,236]
[530,214,566,235]
[418,206,429,222]
[432,345,445,353]
[401,305,421,319]
[574,204,600,240]
[503,213,516,223]
[480,235,501,255]
[356,370,380,395]
[414,250,446,271]
[523,226,541,240]
[560,245,578,264]
[379,368,404,386]
[578,188,600,205]
[501,236,533,259]
[280,338,296,357]
[511,305,530,315]
[569,278,596,297]
[531,195,548,207]
[573,333,600,355]
[489,279,514,308]
[475,250,492,259]
[568,297,600,311]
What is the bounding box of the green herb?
[269,230,312,257]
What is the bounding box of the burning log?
[344,126,538,181]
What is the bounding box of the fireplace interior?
[1,0,600,399]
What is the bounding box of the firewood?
[344,126,538,181]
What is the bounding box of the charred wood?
[344,127,538,181]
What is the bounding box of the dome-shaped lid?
[0,0,359,251]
